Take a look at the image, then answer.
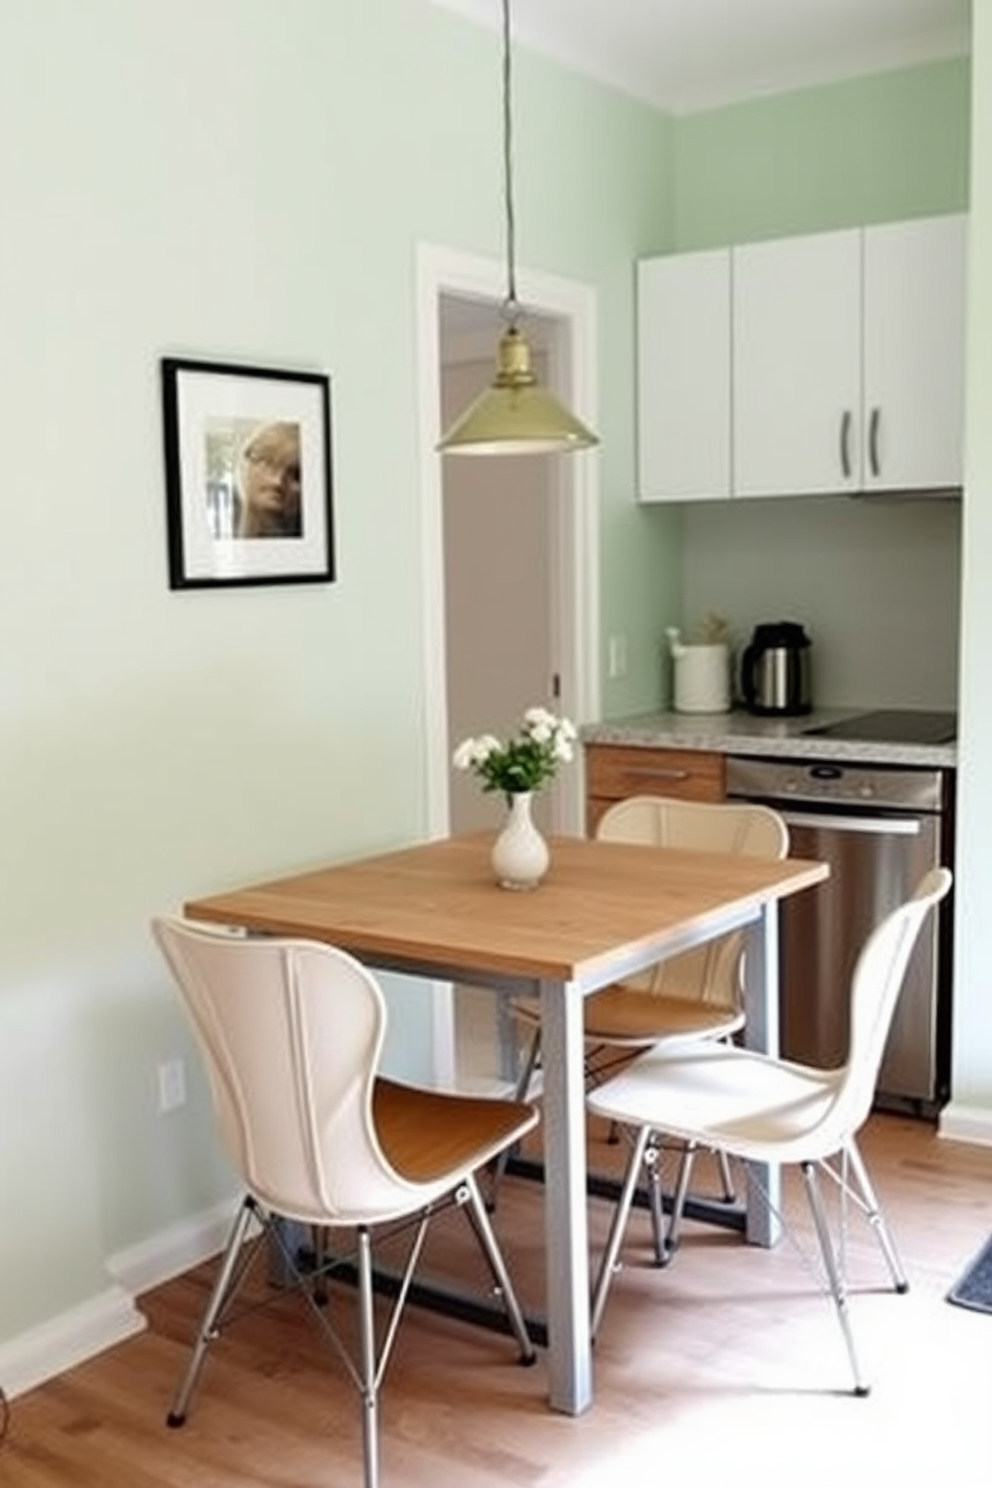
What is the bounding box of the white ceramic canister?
[666,629,731,714]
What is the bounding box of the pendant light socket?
[437,0,598,458]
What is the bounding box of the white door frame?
[415,242,601,842]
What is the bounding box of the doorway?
[415,243,600,1086]
[440,302,557,839]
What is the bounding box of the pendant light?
[437,0,599,457]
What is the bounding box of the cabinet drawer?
[585,744,726,832]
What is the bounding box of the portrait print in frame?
[161,357,334,589]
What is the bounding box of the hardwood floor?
[4,1112,992,1488]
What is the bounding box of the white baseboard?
[0,1197,235,1401]
[0,1288,145,1401]
[108,1197,235,1298]
[938,1101,992,1146]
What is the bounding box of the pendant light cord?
[501,0,519,327]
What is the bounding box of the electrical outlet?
[158,1058,186,1114]
[608,634,627,679]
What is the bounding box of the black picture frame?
[160,357,334,589]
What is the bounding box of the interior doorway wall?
[439,321,558,1090]
[415,243,600,1087]
[439,329,556,838]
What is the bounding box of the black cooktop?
[803,709,957,745]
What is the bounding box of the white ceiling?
[425,0,970,113]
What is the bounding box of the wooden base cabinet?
[585,744,726,834]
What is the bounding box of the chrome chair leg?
[462,1175,536,1363]
[167,1197,258,1427]
[662,1142,700,1259]
[357,1226,380,1488]
[645,1137,667,1263]
[648,1139,728,1263]
[716,1148,737,1203]
[488,1027,543,1209]
[591,1125,652,1340]
[514,1026,542,1101]
[801,1160,869,1397]
[842,1140,909,1292]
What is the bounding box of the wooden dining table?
[184,830,827,1417]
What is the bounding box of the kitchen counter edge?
[581,710,957,770]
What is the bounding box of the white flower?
[524,706,556,729]
[452,707,577,796]
[473,734,501,761]
[452,734,502,770]
[452,738,479,771]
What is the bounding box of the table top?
[184,832,828,989]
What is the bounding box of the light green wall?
[0,0,669,1347]
[671,58,970,247]
[513,50,681,714]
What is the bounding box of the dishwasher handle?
[776,808,922,837]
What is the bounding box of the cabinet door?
[733,229,861,497]
[863,214,967,493]
[637,249,731,501]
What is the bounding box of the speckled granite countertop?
[581,708,957,769]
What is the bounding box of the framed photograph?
[160,357,334,589]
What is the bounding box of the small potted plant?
[453,707,577,888]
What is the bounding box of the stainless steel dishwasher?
[725,754,955,1116]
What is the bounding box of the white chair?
[151,915,539,1488]
[502,794,789,1235]
[585,867,952,1395]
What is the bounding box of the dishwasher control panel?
[725,756,945,813]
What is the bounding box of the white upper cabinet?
[637,249,731,501]
[862,213,966,493]
[733,228,861,498]
[636,213,967,503]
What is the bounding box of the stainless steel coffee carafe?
[740,621,812,716]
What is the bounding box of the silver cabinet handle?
[840,410,852,479]
[869,407,881,477]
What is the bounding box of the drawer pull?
[623,766,692,782]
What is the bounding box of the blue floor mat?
[947,1233,992,1314]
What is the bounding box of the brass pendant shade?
[437,0,598,458]
[438,326,598,456]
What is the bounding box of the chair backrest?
[595,795,790,1005]
[151,915,425,1227]
[828,866,953,1139]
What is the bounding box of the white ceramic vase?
[491,791,550,891]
